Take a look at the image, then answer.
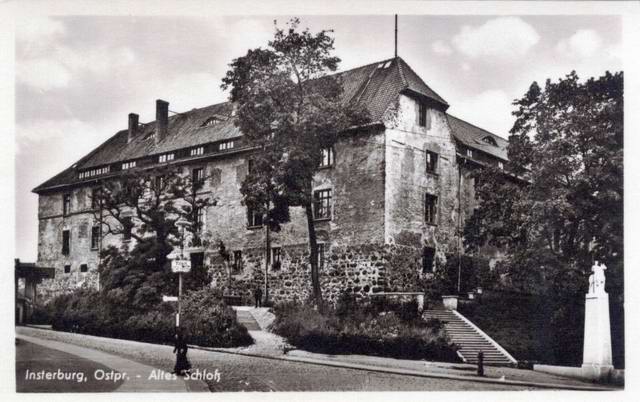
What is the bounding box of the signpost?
[172,216,191,329]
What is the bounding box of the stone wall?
[205,242,428,306]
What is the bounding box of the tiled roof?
[447,114,509,161]
[33,57,450,193]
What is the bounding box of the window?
[80,264,88,273]
[122,161,136,170]
[79,166,110,179]
[91,188,101,210]
[64,265,71,274]
[232,250,243,273]
[422,247,435,273]
[498,161,504,170]
[313,189,332,220]
[318,243,326,269]
[219,140,234,151]
[320,147,334,167]
[466,148,473,158]
[247,207,264,227]
[91,226,100,250]
[63,193,71,216]
[202,117,219,127]
[122,217,132,240]
[190,146,204,157]
[425,151,438,174]
[271,247,282,270]
[425,194,438,225]
[158,153,175,163]
[194,206,205,232]
[62,230,70,255]
[419,102,427,127]
[192,167,204,189]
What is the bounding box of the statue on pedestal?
[588,261,607,295]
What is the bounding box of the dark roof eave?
[402,88,449,111]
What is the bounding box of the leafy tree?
[464,71,623,299]
[93,165,215,309]
[221,19,370,310]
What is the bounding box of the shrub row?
[46,288,253,348]
[271,295,459,362]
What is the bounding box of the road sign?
[162,295,178,302]
[171,259,191,273]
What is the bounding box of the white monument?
[582,261,613,381]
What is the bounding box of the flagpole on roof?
[394,14,398,59]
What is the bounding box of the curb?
[188,344,615,391]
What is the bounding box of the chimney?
[155,99,169,144]
[127,113,139,143]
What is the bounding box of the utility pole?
[264,205,270,305]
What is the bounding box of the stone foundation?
[207,242,428,305]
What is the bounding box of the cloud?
[449,89,514,138]
[17,17,66,44]
[556,29,604,59]
[432,40,452,56]
[17,45,136,91]
[452,17,540,62]
[17,59,72,90]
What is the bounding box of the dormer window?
[122,161,136,170]
[482,136,498,146]
[79,165,110,179]
[158,153,175,163]
[219,140,234,151]
[190,146,204,157]
[201,117,219,127]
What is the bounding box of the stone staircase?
[234,309,261,331]
[424,308,517,366]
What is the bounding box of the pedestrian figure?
[173,329,191,376]
[254,286,263,308]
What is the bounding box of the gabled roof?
[447,114,509,161]
[33,57,450,193]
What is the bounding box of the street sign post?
[171,259,192,273]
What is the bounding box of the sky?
[14,14,623,261]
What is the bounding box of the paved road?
[16,340,124,392]
[16,327,537,392]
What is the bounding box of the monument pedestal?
[581,292,613,381]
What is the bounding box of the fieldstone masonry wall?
[206,242,427,305]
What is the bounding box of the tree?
[221,19,370,310]
[464,71,623,299]
[93,164,216,309]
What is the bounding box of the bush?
[272,297,458,362]
[47,287,253,348]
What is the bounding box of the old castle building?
[33,57,509,303]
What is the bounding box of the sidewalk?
[17,332,209,392]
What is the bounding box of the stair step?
[426,309,515,366]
